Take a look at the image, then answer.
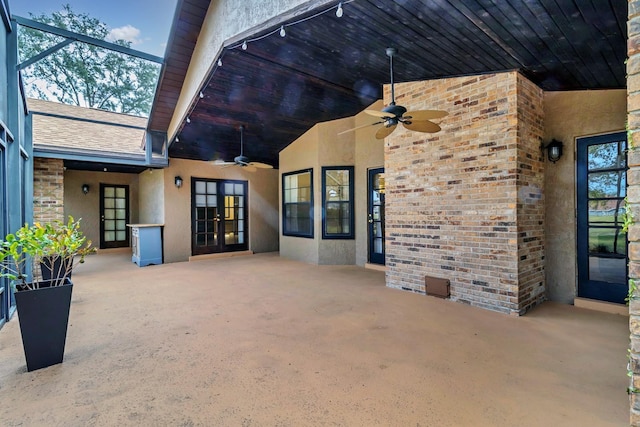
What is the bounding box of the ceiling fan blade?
[249,162,273,169]
[402,119,441,133]
[404,110,449,121]
[375,124,397,139]
[364,109,394,119]
[211,159,236,166]
[243,165,257,172]
[338,121,384,135]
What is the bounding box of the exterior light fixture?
[175,176,183,188]
[336,2,344,17]
[280,25,286,37]
[542,139,563,163]
[82,184,90,195]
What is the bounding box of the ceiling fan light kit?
[341,47,448,139]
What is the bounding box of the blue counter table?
[127,224,164,267]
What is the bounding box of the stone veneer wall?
[629,1,640,424]
[33,158,65,224]
[384,71,545,315]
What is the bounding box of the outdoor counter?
[126,224,164,267]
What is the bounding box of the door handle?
[368,214,373,223]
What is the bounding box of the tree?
[18,4,160,116]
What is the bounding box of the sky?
[9,0,178,57]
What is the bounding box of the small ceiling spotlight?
[199,92,204,99]
[186,117,191,124]
[82,184,90,195]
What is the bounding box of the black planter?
[40,256,72,285]
[14,280,73,372]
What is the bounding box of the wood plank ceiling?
[151,0,627,168]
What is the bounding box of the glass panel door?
[577,132,627,304]
[368,168,385,265]
[192,178,248,255]
[100,184,130,249]
[0,129,6,326]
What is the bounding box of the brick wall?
[628,0,640,424]
[384,71,545,315]
[33,158,65,224]
[515,75,546,312]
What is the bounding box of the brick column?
[384,71,545,315]
[33,158,64,224]
[629,1,640,424]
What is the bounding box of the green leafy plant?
[628,279,638,304]
[0,216,95,291]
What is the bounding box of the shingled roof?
[29,98,148,157]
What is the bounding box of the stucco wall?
[279,126,320,263]
[279,105,385,265]
[158,158,279,263]
[169,0,334,139]
[139,168,165,224]
[354,100,384,266]
[543,89,626,304]
[64,170,140,249]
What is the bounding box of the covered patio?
[0,251,628,426]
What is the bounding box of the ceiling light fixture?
[217,58,222,66]
[186,117,191,124]
[336,2,344,17]
[242,41,248,50]
[199,92,204,99]
[280,25,286,37]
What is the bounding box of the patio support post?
[628,1,640,424]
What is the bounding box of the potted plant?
[0,216,95,371]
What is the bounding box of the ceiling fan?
[340,48,448,139]
[211,125,273,172]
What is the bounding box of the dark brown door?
[368,168,385,265]
[192,178,248,255]
[100,184,130,249]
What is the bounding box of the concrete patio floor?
[0,251,630,426]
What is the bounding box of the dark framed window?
[322,166,354,239]
[282,169,313,237]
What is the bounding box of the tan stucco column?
[629,1,640,424]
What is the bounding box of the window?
[322,167,354,239]
[283,169,313,237]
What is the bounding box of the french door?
[576,132,627,304]
[100,184,130,249]
[191,178,248,255]
[368,168,385,265]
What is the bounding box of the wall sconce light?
[174,176,183,188]
[541,139,563,163]
[82,184,90,195]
